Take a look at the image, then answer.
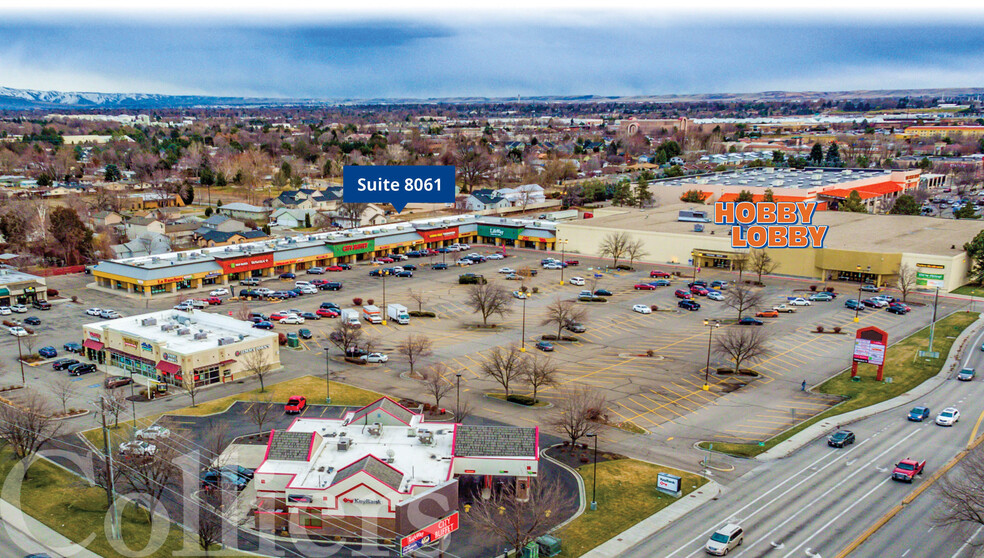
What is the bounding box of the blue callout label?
[343,165,456,212]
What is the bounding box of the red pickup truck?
[285,395,307,414]
[892,458,925,482]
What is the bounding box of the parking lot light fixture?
[381,273,387,325]
[586,433,598,511]
[323,347,331,404]
[520,292,527,352]
[559,239,568,285]
[854,265,863,323]
[703,319,720,390]
[455,373,462,421]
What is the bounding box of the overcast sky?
[2,4,984,99]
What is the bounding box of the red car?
[690,286,709,296]
[377,257,395,264]
[205,297,222,305]
[650,270,671,278]
[269,311,288,321]
[634,284,657,290]
[317,308,340,318]
[326,266,344,272]
[565,260,579,266]
[674,289,692,299]
[285,396,307,414]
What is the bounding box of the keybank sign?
[478,225,519,240]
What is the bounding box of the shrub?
[367,299,375,306]
[833,326,842,333]
[278,333,287,345]
[408,311,437,317]
[507,394,537,406]
[47,288,59,297]
[816,325,825,333]
[531,287,539,294]
[615,265,633,271]
[825,287,835,292]
[646,349,655,357]
[809,285,817,291]
[540,334,578,342]
[353,297,363,306]
[71,295,78,303]
[650,304,659,311]
[578,296,607,303]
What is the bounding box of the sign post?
[852,326,888,381]
[399,512,459,556]
[656,473,682,498]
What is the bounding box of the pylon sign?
[852,326,888,381]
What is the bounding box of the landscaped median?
[553,457,707,557]
[699,311,980,458]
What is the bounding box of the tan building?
[558,204,975,292]
[905,126,984,139]
[82,310,280,392]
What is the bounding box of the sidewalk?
[580,481,721,558]
[757,313,984,461]
[0,499,103,558]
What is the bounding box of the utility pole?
[101,397,121,539]
[15,334,24,385]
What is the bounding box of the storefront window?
[193,365,221,387]
[109,351,156,380]
[176,280,192,290]
[151,284,167,294]
[300,517,323,528]
[203,277,217,285]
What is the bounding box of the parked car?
[100,309,121,319]
[298,328,313,339]
[690,286,709,296]
[396,271,413,278]
[487,253,505,260]
[809,293,833,301]
[240,278,260,286]
[68,363,97,376]
[253,321,275,330]
[512,290,528,299]
[8,326,27,336]
[535,341,555,352]
[136,425,171,439]
[844,299,866,311]
[52,358,79,371]
[360,352,389,363]
[755,310,779,318]
[688,280,708,288]
[369,269,389,277]
[0,306,11,315]
[317,308,340,318]
[650,270,671,278]
[710,280,728,289]
[565,322,586,333]
[432,263,449,270]
[32,300,51,310]
[737,317,763,325]
[104,375,132,389]
[63,342,82,353]
[565,260,579,266]
[632,304,652,314]
[650,279,671,287]
[827,430,855,448]
[908,406,931,421]
[634,283,657,291]
[860,284,881,292]
[280,315,305,324]
[285,396,307,414]
[321,282,343,291]
[10,304,27,313]
[788,298,811,306]
[678,300,700,311]
[279,272,296,280]
[707,291,725,301]
[402,264,417,271]
[674,289,691,299]
[38,346,56,358]
[326,265,344,272]
[499,267,516,274]
[594,289,613,297]
[85,308,102,316]
[200,469,248,491]
[569,277,586,286]
[862,298,887,308]
[209,288,229,296]
[307,267,325,275]
[119,441,156,457]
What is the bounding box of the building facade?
[0,269,47,306]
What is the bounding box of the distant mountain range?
[2,85,984,110]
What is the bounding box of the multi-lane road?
[622,320,984,558]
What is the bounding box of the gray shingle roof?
[266,431,313,461]
[349,397,415,426]
[454,425,537,458]
[332,455,403,491]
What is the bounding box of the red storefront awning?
[217,359,236,366]
[82,339,104,351]
[155,361,181,375]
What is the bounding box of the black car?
[687,280,708,288]
[52,358,79,371]
[279,272,296,279]
[402,264,417,271]
[369,269,388,277]
[678,300,700,311]
[407,251,423,258]
[432,263,449,270]
[345,347,369,357]
[63,342,83,353]
[200,470,249,491]
[395,271,413,278]
[24,316,41,325]
[32,300,51,310]
[321,282,343,290]
[594,289,613,297]
[827,430,855,448]
[320,302,340,310]
[886,305,907,315]
[68,363,97,376]
[737,317,764,325]
[300,312,320,321]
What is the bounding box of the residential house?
[163,222,201,246]
[125,217,165,241]
[198,215,248,234]
[195,229,271,248]
[464,189,512,211]
[270,208,320,229]
[271,187,342,211]
[329,203,387,228]
[111,232,171,259]
[92,211,123,229]
[496,184,546,206]
[122,192,186,211]
[217,203,270,223]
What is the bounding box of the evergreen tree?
[888,195,920,215]
[763,188,775,202]
[104,164,122,182]
[636,176,653,208]
[965,229,984,284]
[809,143,824,166]
[772,150,785,165]
[839,191,868,213]
[825,143,841,167]
[954,203,980,220]
[304,213,312,228]
[736,190,755,202]
[204,207,213,217]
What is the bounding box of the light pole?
[381,272,387,325]
[455,373,462,420]
[703,319,720,390]
[586,433,598,511]
[853,265,863,323]
[520,287,528,352]
[692,251,699,285]
[558,239,568,286]
[323,347,331,404]
[15,334,24,385]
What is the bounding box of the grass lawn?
[0,447,251,557]
[952,285,984,298]
[699,312,979,458]
[80,376,384,450]
[556,459,707,557]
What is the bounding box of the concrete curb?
[540,444,587,532]
[0,499,103,558]
[756,313,984,461]
[580,480,721,558]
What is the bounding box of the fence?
[27,265,86,277]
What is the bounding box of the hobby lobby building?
[90,215,557,297]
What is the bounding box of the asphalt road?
[620,321,984,558]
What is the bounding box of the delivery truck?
[340,309,361,326]
[362,305,383,324]
[387,304,410,325]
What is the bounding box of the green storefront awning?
[0,288,11,297]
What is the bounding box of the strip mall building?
[90,215,557,297]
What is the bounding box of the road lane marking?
[950,525,984,558]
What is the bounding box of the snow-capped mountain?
[0,86,300,109]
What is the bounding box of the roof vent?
[141,318,158,326]
[406,428,417,437]
[193,332,208,340]
[418,430,434,445]
[160,324,174,331]
[337,438,350,451]
[217,337,236,346]
[177,328,191,335]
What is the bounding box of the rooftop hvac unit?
[193,332,208,340]
[151,257,160,263]
[406,428,417,437]
[141,318,158,326]
[418,431,434,445]
[160,324,174,331]
[176,253,185,260]
[177,328,191,336]
[216,337,236,346]
[337,438,350,451]
[368,423,382,436]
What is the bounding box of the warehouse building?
[82,310,280,391]
[558,204,977,292]
[254,397,538,540]
[90,215,558,297]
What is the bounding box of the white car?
[391,254,408,261]
[512,290,528,299]
[632,304,652,314]
[936,407,960,426]
[360,352,389,363]
[456,259,473,266]
[100,310,121,319]
[8,326,27,336]
[707,291,725,301]
[569,277,585,286]
[299,286,318,295]
[280,315,305,324]
[0,307,11,315]
[255,288,273,296]
[486,253,505,260]
[498,267,516,274]
[789,298,812,306]
[135,425,171,439]
[173,302,193,311]
[119,441,157,457]
[543,263,563,270]
[446,245,462,252]
[209,288,229,297]
[85,308,102,316]
[458,244,471,250]
[391,266,405,274]
[10,304,27,313]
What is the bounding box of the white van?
[294,281,313,289]
[340,309,361,326]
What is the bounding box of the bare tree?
[96,388,129,429]
[540,299,588,341]
[523,355,558,404]
[398,334,433,378]
[407,288,427,313]
[51,375,78,415]
[0,392,63,479]
[624,238,649,269]
[550,385,604,448]
[235,301,252,322]
[242,348,275,392]
[466,282,513,326]
[598,231,631,268]
[182,372,203,408]
[203,420,232,465]
[115,438,180,513]
[328,321,365,355]
[22,334,37,357]
[480,346,526,399]
[934,442,984,534]
[896,263,917,302]
[338,202,369,229]
[421,363,454,409]
[732,250,749,283]
[749,249,779,284]
[714,327,770,374]
[465,480,573,555]
[246,392,275,434]
[197,491,226,557]
[723,284,766,321]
